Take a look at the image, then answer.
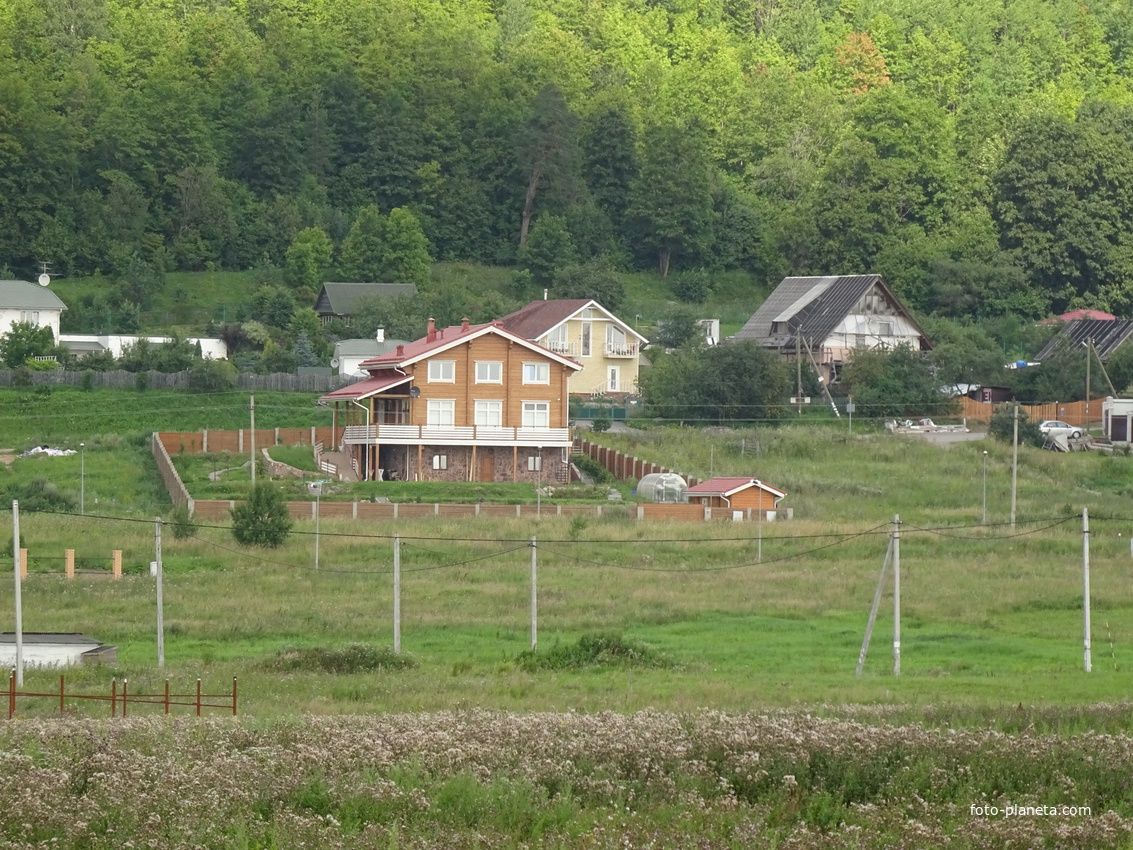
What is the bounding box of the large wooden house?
[319,318,582,483]
[732,274,930,385]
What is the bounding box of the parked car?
[1039,420,1082,440]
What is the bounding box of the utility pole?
[892,514,901,677]
[249,394,256,483]
[393,534,401,654]
[1010,404,1019,531]
[1085,338,1091,434]
[1083,508,1092,673]
[156,518,164,668]
[12,500,22,686]
[530,536,538,651]
[795,333,802,415]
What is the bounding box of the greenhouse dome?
[637,472,688,504]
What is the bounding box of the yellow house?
[498,299,648,397]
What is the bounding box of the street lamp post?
[80,442,85,516]
[981,451,988,525]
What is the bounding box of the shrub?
[231,480,293,547]
[169,504,196,540]
[989,405,1043,447]
[189,358,237,392]
[264,644,416,673]
[518,632,672,671]
[1,476,76,512]
[672,267,713,304]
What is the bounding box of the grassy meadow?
[5,388,1133,847]
[1,387,1131,720]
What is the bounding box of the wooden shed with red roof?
[684,477,786,518]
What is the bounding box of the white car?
[1039,420,1082,440]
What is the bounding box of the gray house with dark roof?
[732,274,930,385]
[314,282,417,325]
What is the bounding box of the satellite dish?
[409,386,421,398]
[330,358,339,368]
[37,273,50,287]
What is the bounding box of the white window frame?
[546,325,567,350]
[581,322,592,357]
[528,455,542,471]
[877,320,893,336]
[522,401,550,428]
[426,399,455,426]
[432,454,448,470]
[475,361,502,383]
[522,362,550,385]
[474,400,503,427]
[608,366,619,393]
[428,360,455,383]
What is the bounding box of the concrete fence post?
[275,427,280,445]
[238,429,244,452]
[202,430,208,452]
[112,550,122,579]
[311,426,316,445]
[65,549,74,579]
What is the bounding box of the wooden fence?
[0,368,352,392]
[573,437,701,486]
[956,397,1094,427]
[6,672,237,718]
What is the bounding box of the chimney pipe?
[543,288,548,301]
[427,317,436,342]
[461,317,470,332]
[396,344,404,357]
[376,326,385,342]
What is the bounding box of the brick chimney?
[461,317,470,332]
[427,318,436,342]
[396,344,405,357]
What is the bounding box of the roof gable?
[358,321,583,372]
[684,477,786,498]
[315,282,417,316]
[498,299,647,343]
[732,275,929,350]
[0,280,68,311]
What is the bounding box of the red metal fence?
[6,672,237,719]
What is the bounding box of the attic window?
[878,321,893,336]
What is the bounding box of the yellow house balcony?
[604,341,638,357]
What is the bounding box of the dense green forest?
[2,0,1133,321]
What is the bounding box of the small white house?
[0,279,67,342]
[330,328,408,377]
[0,633,117,668]
[1102,397,1133,443]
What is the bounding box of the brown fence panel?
[192,500,233,519]
[317,502,355,519]
[479,505,521,518]
[355,502,396,519]
[437,504,475,518]
[395,504,438,518]
[208,431,240,452]
[314,426,335,446]
[640,504,707,522]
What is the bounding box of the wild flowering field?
[1,710,1132,849]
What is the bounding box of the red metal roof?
[685,477,786,498]
[357,320,581,372]
[319,371,411,402]
[1057,309,1116,322]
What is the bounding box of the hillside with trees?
[1,0,1131,316]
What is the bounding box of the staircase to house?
[314,444,361,482]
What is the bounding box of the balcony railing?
[342,424,572,446]
[546,340,578,356]
[604,342,638,358]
